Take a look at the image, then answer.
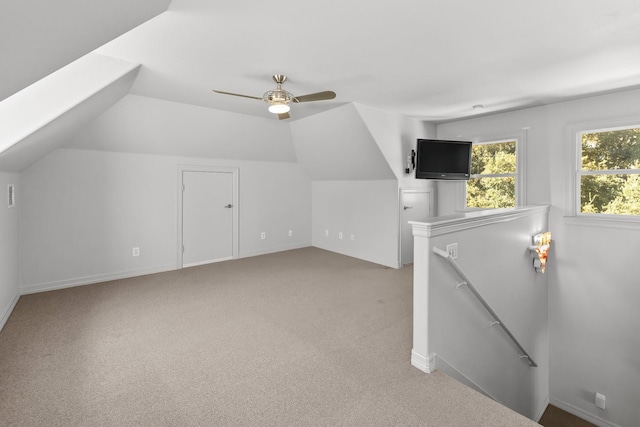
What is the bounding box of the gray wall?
[546,90,640,427]
[291,103,438,267]
[436,88,640,427]
[312,180,399,268]
[18,94,313,292]
[19,149,311,293]
[0,172,19,329]
[16,94,437,285]
[19,95,423,291]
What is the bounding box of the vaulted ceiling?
[3,0,640,123]
[0,0,172,101]
[2,0,640,172]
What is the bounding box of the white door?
[401,189,433,266]
[182,171,234,267]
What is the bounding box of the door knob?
[404,206,413,210]
[225,204,233,208]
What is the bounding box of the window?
[466,140,518,209]
[578,126,640,216]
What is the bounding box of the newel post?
[410,221,435,373]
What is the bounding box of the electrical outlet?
[132,247,140,257]
[339,232,343,239]
[325,229,329,236]
[288,230,293,237]
[595,392,606,410]
[261,232,266,240]
[350,234,355,241]
[446,243,458,259]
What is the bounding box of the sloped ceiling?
[65,94,298,163]
[290,104,395,181]
[0,54,141,172]
[94,0,640,122]
[2,1,640,172]
[0,0,171,102]
[3,1,640,122]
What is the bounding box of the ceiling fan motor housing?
[264,88,293,104]
[264,74,293,105]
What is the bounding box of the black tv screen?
[415,139,472,180]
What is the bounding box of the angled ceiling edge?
[290,103,396,181]
[0,54,141,172]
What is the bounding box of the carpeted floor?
[0,247,539,426]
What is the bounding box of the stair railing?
[433,246,538,368]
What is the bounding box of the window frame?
[456,131,527,211]
[573,122,640,221]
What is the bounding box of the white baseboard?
[550,398,621,427]
[0,292,20,332]
[411,349,435,373]
[19,245,312,295]
[20,264,177,295]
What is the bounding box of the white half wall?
[312,180,399,268]
[0,172,20,330]
[412,206,550,420]
[19,149,311,293]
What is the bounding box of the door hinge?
[182,184,185,192]
[182,244,185,253]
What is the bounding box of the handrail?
[433,246,538,368]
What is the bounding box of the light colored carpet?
[0,247,539,426]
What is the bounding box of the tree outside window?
[579,127,640,216]
[466,140,517,209]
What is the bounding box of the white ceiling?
[3,0,640,123]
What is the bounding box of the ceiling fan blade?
[212,89,263,101]
[278,112,290,120]
[292,91,336,103]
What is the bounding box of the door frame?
[177,165,239,268]
[399,187,434,266]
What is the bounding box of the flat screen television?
[415,138,472,180]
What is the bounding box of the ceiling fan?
[213,74,336,120]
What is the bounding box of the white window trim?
[456,130,527,211]
[566,116,640,228]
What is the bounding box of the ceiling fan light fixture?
[213,74,336,120]
[268,103,290,114]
